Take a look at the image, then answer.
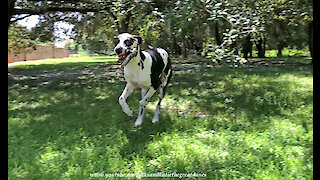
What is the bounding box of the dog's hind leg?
[139,87,156,106]
[119,83,135,117]
[152,85,164,123]
[152,73,170,123]
[153,69,172,123]
[135,89,147,126]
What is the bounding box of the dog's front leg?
[119,83,135,116]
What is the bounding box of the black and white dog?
[114,33,172,126]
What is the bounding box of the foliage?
[262,0,312,53]
[202,0,312,63]
[28,15,56,43]
[203,0,264,64]
[8,57,313,179]
[8,24,32,53]
[65,39,78,53]
[9,0,313,59]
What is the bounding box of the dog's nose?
[115,47,123,55]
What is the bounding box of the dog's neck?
[127,45,143,63]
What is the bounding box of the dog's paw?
[125,110,133,117]
[134,119,142,126]
[152,117,159,124]
[123,108,133,117]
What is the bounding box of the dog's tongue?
[119,53,127,62]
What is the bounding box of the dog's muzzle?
[118,52,128,62]
[117,49,138,68]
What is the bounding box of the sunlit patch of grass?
[8,56,118,70]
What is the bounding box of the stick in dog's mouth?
[119,50,138,68]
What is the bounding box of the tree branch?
[10,14,32,24]
[12,7,99,16]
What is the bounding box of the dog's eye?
[124,39,133,47]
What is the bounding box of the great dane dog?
[114,33,172,126]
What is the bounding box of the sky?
[17,15,39,29]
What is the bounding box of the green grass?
[253,47,311,58]
[8,56,313,179]
[8,55,118,70]
[264,48,311,57]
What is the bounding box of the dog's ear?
[134,35,143,45]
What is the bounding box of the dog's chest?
[123,57,152,89]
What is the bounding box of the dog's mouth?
[118,50,137,68]
[118,52,128,62]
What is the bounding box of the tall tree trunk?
[308,21,313,63]
[119,13,131,33]
[172,35,181,57]
[277,46,283,57]
[249,46,253,58]
[242,35,252,59]
[256,34,266,58]
[8,0,16,29]
[182,35,187,58]
[215,25,222,46]
[232,41,239,55]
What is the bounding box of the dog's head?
[114,33,143,67]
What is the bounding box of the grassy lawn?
[8,56,118,70]
[8,56,313,179]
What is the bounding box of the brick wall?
[8,44,69,63]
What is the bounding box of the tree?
[202,0,264,64]
[308,21,313,61]
[8,24,32,53]
[8,0,100,29]
[9,0,313,61]
[259,0,312,57]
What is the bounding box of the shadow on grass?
[168,65,313,131]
